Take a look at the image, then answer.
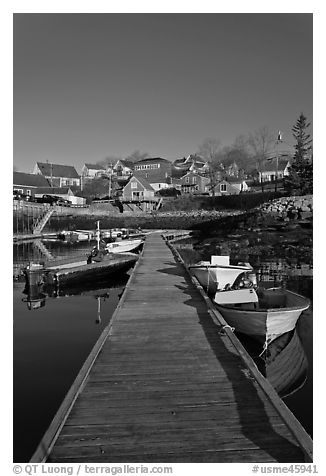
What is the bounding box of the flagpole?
[275,131,282,193]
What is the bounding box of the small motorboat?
[57,230,91,242]
[213,284,310,346]
[105,238,144,254]
[189,255,255,294]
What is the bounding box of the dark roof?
[171,166,189,178]
[84,163,105,170]
[131,174,155,191]
[134,157,171,166]
[173,158,187,166]
[13,172,50,188]
[118,159,134,169]
[261,157,290,172]
[36,162,80,178]
[132,168,170,184]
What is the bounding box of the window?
[192,176,197,184]
[26,189,31,196]
[220,183,227,192]
[185,176,189,184]
[131,181,137,189]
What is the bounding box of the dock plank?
[33,233,312,463]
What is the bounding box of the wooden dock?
[31,233,312,463]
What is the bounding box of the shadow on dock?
[157,262,304,462]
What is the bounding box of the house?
[33,162,81,187]
[179,171,210,194]
[122,175,155,201]
[133,157,172,191]
[113,159,134,179]
[225,161,239,177]
[13,172,50,197]
[259,155,291,182]
[173,155,209,174]
[211,177,249,196]
[81,163,106,179]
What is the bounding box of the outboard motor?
[247,272,258,288]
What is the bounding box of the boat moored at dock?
[105,238,144,254]
[189,255,254,294]
[213,286,310,346]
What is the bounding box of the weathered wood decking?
[32,233,312,463]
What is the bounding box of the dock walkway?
[34,233,311,463]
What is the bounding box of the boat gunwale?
[189,264,252,270]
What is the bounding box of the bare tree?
[125,150,151,163]
[197,138,221,163]
[96,155,121,168]
[247,127,274,191]
[197,138,223,196]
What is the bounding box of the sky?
[13,13,313,174]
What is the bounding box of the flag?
[277,130,282,141]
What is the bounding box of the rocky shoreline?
[188,195,313,265]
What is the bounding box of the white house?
[259,156,291,182]
[81,163,106,179]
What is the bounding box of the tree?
[197,138,221,163]
[247,127,274,191]
[79,176,112,201]
[218,135,251,174]
[197,138,223,196]
[125,150,151,163]
[96,155,121,168]
[284,113,313,195]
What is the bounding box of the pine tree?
[284,113,313,194]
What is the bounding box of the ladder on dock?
[31,233,312,463]
[33,239,55,261]
[33,207,54,234]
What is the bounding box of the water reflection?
[236,330,308,399]
[13,261,129,462]
[22,274,128,323]
[13,239,97,280]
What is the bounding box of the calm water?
[13,237,313,462]
[13,239,130,462]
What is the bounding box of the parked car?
[39,195,70,206]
